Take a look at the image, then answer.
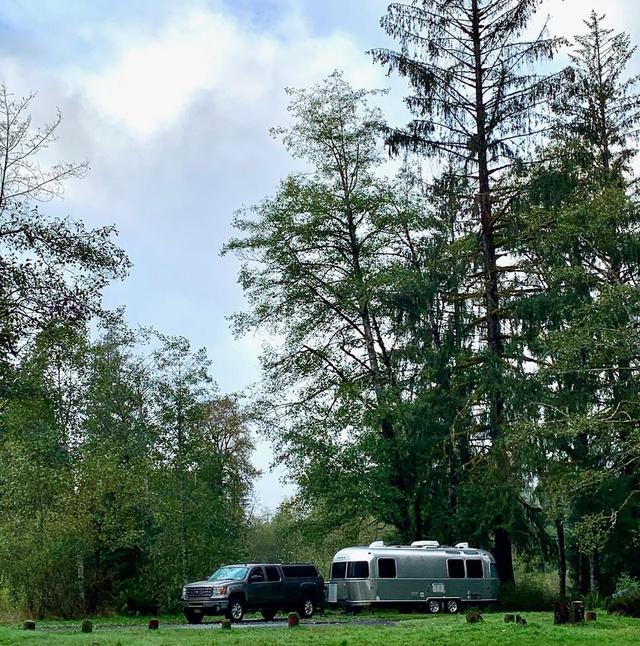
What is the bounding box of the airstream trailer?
[326,540,499,613]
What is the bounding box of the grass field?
[0,611,639,645]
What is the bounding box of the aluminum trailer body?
[326,541,499,613]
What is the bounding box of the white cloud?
[78,4,384,137]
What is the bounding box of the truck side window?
[377,558,396,578]
[447,559,465,578]
[347,561,369,578]
[265,566,281,582]
[249,567,265,582]
[331,562,346,579]
[466,559,484,578]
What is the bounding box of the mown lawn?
[0,612,639,645]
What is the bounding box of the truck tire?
[300,597,314,618]
[184,610,203,624]
[226,596,245,623]
[261,609,277,621]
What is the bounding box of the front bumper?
[182,598,229,615]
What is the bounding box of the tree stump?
[288,612,300,627]
[553,601,570,625]
[504,614,515,623]
[221,619,232,630]
[81,619,93,633]
[515,614,527,626]
[586,611,597,622]
[570,601,585,624]
[22,621,35,631]
[465,611,482,623]
[148,618,159,630]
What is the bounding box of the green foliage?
[607,576,640,617]
[0,320,256,617]
[498,580,558,612]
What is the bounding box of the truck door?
[263,566,285,608]
[246,566,267,609]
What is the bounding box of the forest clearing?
[1,612,640,646]
[2,0,640,633]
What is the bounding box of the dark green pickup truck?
[181,563,324,623]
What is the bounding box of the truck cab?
[181,562,324,623]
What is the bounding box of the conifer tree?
[372,0,568,582]
[514,12,640,594]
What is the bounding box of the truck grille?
[186,587,213,598]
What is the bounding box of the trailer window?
[330,562,346,579]
[377,558,396,578]
[447,559,465,578]
[466,559,484,578]
[347,561,369,578]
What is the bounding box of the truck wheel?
[300,597,315,618]
[445,599,460,614]
[226,597,245,622]
[260,609,277,621]
[427,599,441,614]
[184,610,203,624]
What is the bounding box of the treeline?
[0,90,255,616]
[227,4,640,599]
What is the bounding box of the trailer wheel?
[427,599,441,614]
[445,599,460,614]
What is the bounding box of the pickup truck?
[181,563,324,623]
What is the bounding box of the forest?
[2,0,640,619]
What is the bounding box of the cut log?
[148,618,159,629]
[80,619,93,633]
[553,601,570,625]
[570,601,585,624]
[586,611,597,622]
[288,612,300,627]
[22,621,35,631]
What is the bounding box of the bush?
[606,575,640,617]
[498,579,557,612]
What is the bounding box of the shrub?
[499,579,557,611]
[606,575,640,617]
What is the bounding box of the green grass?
[0,612,639,645]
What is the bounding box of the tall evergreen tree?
[513,12,640,594]
[372,0,568,583]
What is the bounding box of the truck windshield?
[208,566,248,581]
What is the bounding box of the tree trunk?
[579,552,590,595]
[471,0,513,583]
[589,550,599,593]
[493,527,514,584]
[556,519,567,598]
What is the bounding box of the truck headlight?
[211,585,227,597]
[182,586,187,599]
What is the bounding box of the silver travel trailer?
[326,540,499,613]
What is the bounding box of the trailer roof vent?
[368,540,385,548]
[411,540,440,548]
[455,542,470,549]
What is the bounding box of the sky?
[1,0,638,510]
